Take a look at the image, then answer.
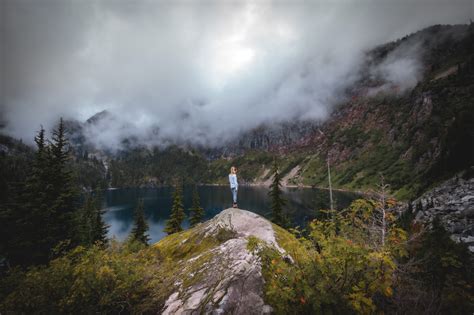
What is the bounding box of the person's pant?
[231,188,238,203]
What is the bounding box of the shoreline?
[199,182,373,197]
[104,182,374,198]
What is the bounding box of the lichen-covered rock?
[155,208,293,314]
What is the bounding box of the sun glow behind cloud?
[2,0,472,148]
[207,3,259,89]
[211,42,256,87]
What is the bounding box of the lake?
[101,185,359,243]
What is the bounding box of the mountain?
[69,24,473,197]
[2,24,473,197]
[204,24,474,198]
[85,110,111,125]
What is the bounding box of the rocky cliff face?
[155,208,296,315]
[409,172,474,252]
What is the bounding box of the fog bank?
[1,0,472,149]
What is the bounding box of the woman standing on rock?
[229,166,238,208]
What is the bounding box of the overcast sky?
[1,0,472,149]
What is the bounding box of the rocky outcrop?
[410,175,474,252]
[156,208,294,315]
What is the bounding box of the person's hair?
[230,166,237,174]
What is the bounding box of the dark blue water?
[101,186,359,243]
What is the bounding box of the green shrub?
[0,241,162,314]
[249,199,407,314]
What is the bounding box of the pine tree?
[77,193,108,246]
[414,216,473,313]
[26,126,48,212]
[93,199,109,245]
[189,186,204,227]
[164,184,186,234]
[30,127,49,206]
[268,159,287,227]
[77,195,95,246]
[398,200,415,231]
[407,200,413,213]
[9,127,52,265]
[130,199,150,245]
[2,121,81,266]
[3,127,51,265]
[416,201,423,213]
[47,118,79,250]
[16,126,55,265]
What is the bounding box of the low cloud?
[367,42,424,95]
[1,0,471,150]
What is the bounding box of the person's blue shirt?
[229,174,238,190]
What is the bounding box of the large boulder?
[154,208,295,315]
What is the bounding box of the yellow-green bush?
[0,241,162,314]
[250,199,408,314]
[1,227,240,314]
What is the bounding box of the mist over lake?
[102,185,359,243]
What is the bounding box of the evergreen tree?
[7,120,80,266]
[416,201,423,213]
[26,126,49,215]
[268,159,287,226]
[164,184,186,234]
[130,199,150,245]
[407,200,413,213]
[77,192,108,246]
[77,195,94,246]
[46,118,79,251]
[413,217,474,314]
[92,199,108,245]
[398,200,415,231]
[5,127,53,265]
[189,186,204,227]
